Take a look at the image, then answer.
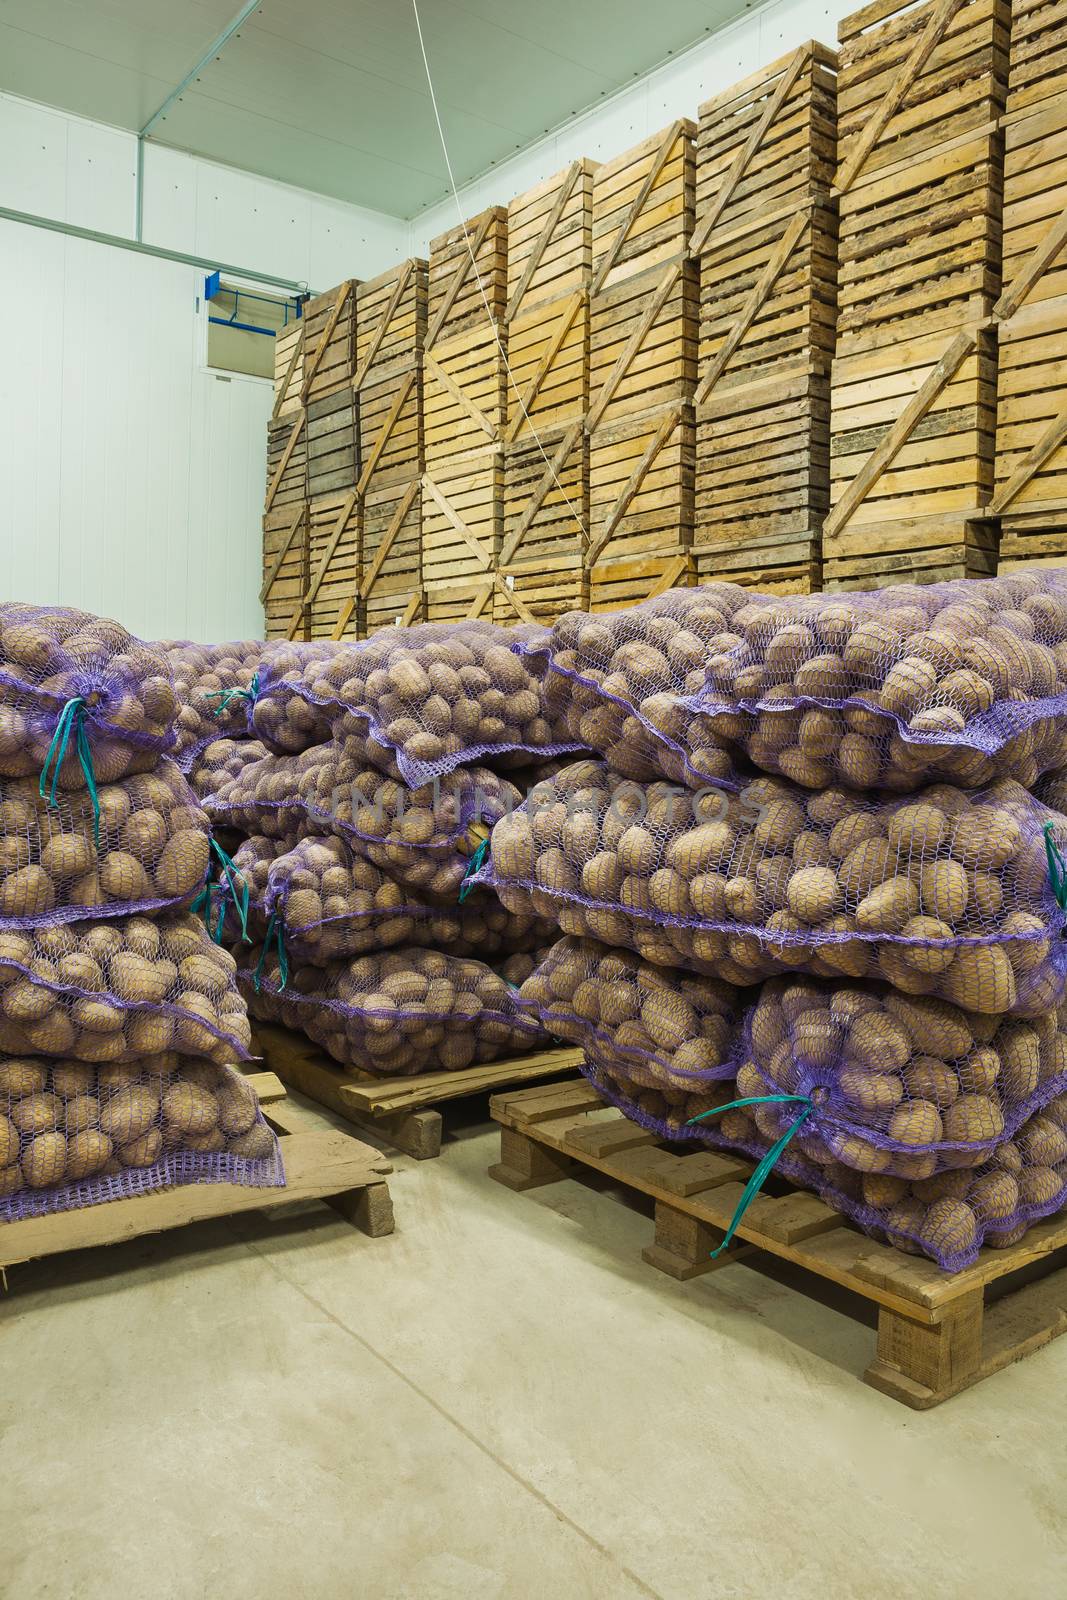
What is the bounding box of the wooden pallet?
[0,1072,394,1273]
[272,318,304,422]
[261,501,309,640]
[254,1021,580,1160]
[991,0,1067,564]
[303,489,361,639]
[490,1078,1067,1409]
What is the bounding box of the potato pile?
[227,832,554,963]
[160,639,264,764]
[0,760,210,924]
[485,759,1066,1013]
[211,741,521,900]
[0,913,252,1065]
[242,945,546,1076]
[741,976,1067,1176]
[0,1055,278,1215]
[539,572,1067,793]
[0,604,177,784]
[250,620,578,784]
[519,935,743,1091]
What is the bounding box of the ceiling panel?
[0,0,752,217]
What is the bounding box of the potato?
[162,1080,219,1135]
[66,1128,113,1180]
[22,1131,67,1187]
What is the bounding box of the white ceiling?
[0,0,751,218]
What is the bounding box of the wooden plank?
[504,290,585,443]
[359,477,421,599]
[302,488,358,611]
[423,352,498,442]
[338,1047,583,1115]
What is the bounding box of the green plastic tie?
[209,837,250,941]
[458,837,490,903]
[39,696,101,846]
[207,672,259,718]
[687,1093,814,1257]
[253,909,288,993]
[1045,822,1067,912]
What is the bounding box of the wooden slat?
[359,477,421,598]
[504,290,586,443]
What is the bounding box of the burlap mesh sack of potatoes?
[579,1050,1067,1271]
[249,620,581,784]
[188,737,269,804]
[241,945,546,1076]
[0,604,177,786]
[524,572,1067,794]
[217,832,554,964]
[479,759,1067,1012]
[210,740,521,900]
[518,935,746,1092]
[0,913,251,1065]
[0,1053,281,1220]
[0,760,210,924]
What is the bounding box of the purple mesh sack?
[0,759,210,926]
[189,737,270,804]
[479,759,1067,1014]
[578,1054,1067,1272]
[0,604,177,789]
[1035,766,1067,816]
[525,574,1067,793]
[0,1054,281,1220]
[518,935,745,1091]
[210,740,522,901]
[249,620,583,784]
[0,913,251,1064]
[160,640,265,767]
[242,945,547,1076]
[218,832,554,964]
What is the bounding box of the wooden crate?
[272,317,304,421]
[427,206,507,341]
[588,548,694,613]
[356,260,427,496]
[692,525,821,593]
[834,0,1008,346]
[491,1078,1067,1410]
[261,502,309,640]
[421,449,502,589]
[298,490,361,640]
[306,387,358,499]
[500,423,588,619]
[360,478,423,637]
[991,0,1067,564]
[0,1073,394,1273]
[423,577,497,626]
[588,122,698,432]
[255,1021,580,1160]
[587,400,695,572]
[302,280,356,402]
[265,415,307,512]
[493,550,589,627]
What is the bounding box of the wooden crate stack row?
[587,121,698,612]
[420,208,508,624]
[691,43,838,594]
[823,0,1008,590]
[357,260,427,634]
[992,0,1067,567]
[499,160,595,624]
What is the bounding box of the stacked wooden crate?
[262,317,308,639]
[420,208,507,623]
[992,0,1067,567]
[691,44,837,594]
[301,282,359,638]
[498,161,595,623]
[356,260,428,635]
[586,122,698,612]
[824,0,1008,589]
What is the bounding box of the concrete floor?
[2,1094,1066,1600]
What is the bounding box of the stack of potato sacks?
[477,574,1067,1270]
[0,606,280,1221]
[182,622,574,1078]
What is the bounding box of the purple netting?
[0,1055,282,1220]
[737,975,1067,1175]
[210,740,523,901]
[523,574,1067,794]
[217,832,555,963]
[159,639,265,767]
[249,620,584,785]
[190,737,270,804]
[479,759,1067,1013]
[0,758,210,927]
[242,945,547,1076]
[0,604,176,783]
[517,935,746,1089]
[578,1056,1067,1272]
[0,912,251,1064]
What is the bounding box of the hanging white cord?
[410,0,589,538]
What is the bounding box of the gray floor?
[3,1093,1066,1600]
